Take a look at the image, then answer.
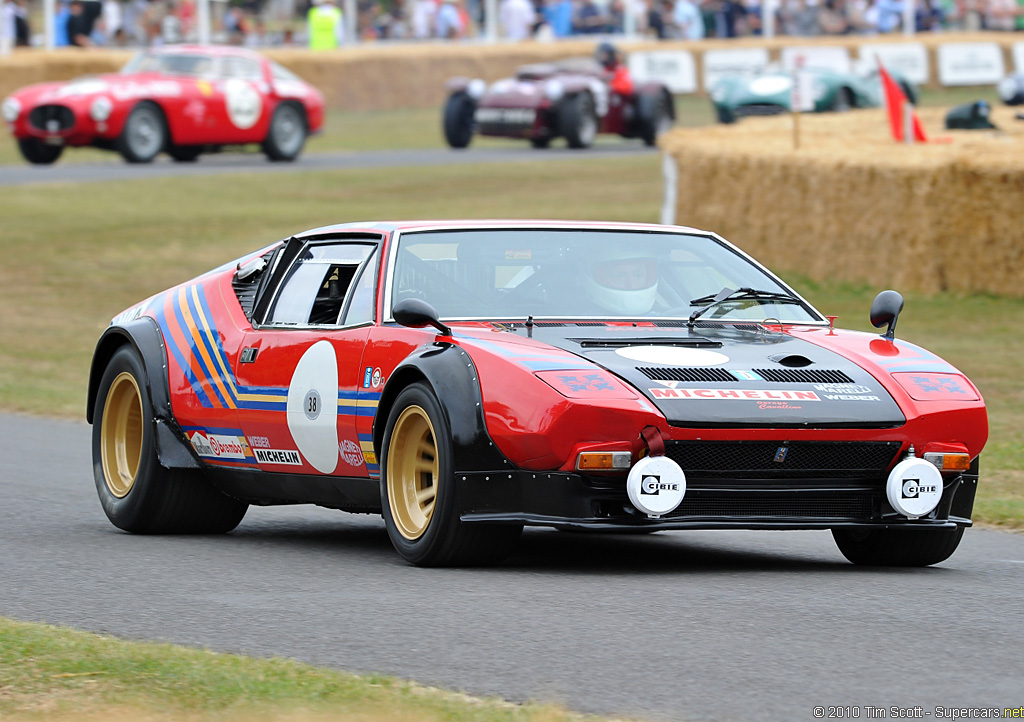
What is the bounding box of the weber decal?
[253,448,303,466]
[649,388,821,401]
[813,383,881,401]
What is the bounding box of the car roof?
[296,219,711,238]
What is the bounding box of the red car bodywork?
[3,45,323,162]
[88,220,987,565]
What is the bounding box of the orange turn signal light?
[577,451,632,471]
[923,452,971,472]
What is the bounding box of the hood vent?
[639,367,738,383]
[654,321,762,332]
[753,368,854,384]
[638,367,856,384]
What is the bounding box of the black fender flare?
[86,317,201,469]
[373,342,509,473]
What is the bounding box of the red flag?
[878,61,927,143]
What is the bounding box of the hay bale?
[661,106,1024,298]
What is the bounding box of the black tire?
[442,92,475,149]
[380,382,522,566]
[714,104,736,124]
[92,345,248,534]
[116,102,166,163]
[832,526,964,567]
[167,144,202,162]
[638,91,673,146]
[530,136,551,149]
[17,137,64,165]
[560,92,598,149]
[831,87,855,112]
[262,102,307,162]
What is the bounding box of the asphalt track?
[2,411,1023,722]
[0,144,654,187]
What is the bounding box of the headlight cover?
[467,78,487,100]
[1,97,21,123]
[544,79,565,102]
[90,96,113,122]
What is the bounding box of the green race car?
[710,66,917,124]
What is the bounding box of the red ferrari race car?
[1,45,323,165]
[443,44,674,150]
[89,220,986,567]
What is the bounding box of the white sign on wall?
[938,42,1005,85]
[702,47,769,92]
[1013,41,1024,74]
[781,46,851,74]
[858,43,930,84]
[628,51,698,94]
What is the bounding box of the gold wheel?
[386,405,439,540]
[100,371,144,499]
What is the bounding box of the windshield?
[390,229,822,323]
[122,51,215,77]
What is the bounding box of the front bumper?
[455,465,978,532]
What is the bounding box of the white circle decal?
[627,456,687,517]
[615,346,730,366]
[749,76,792,96]
[224,79,262,130]
[886,458,943,518]
[287,341,339,474]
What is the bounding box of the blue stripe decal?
[153,305,215,408]
[461,338,589,371]
[173,290,230,409]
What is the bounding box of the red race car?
[88,220,986,567]
[1,45,323,165]
[443,44,674,150]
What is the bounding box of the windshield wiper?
[688,287,802,328]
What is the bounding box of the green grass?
[0,617,598,722]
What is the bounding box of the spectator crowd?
[2,0,1023,50]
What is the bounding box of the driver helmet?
[595,42,621,71]
[582,244,658,315]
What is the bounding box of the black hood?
[515,323,905,428]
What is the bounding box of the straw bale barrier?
[660,107,1024,298]
[0,31,1020,111]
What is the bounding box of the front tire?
[17,138,64,165]
[443,92,475,149]
[116,102,166,163]
[831,87,854,112]
[92,345,248,534]
[380,382,521,566]
[832,526,964,567]
[560,92,597,149]
[262,103,307,162]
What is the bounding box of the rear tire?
[638,91,673,146]
[832,526,964,567]
[380,382,521,566]
[92,345,248,534]
[17,137,64,165]
[117,102,166,163]
[560,92,597,149]
[443,92,475,149]
[262,102,307,161]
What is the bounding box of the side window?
[222,56,263,80]
[342,250,378,326]
[266,244,374,327]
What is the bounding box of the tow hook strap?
[640,426,665,458]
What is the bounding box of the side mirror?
[393,298,451,336]
[870,290,904,340]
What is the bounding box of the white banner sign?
[858,43,930,84]
[781,46,851,74]
[628,51,698,94]
[702,47,769,92]
[1013,41,1024,74]
[938,42,1005,86]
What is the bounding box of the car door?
[200,53,272,144]
[233,236,381,478]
